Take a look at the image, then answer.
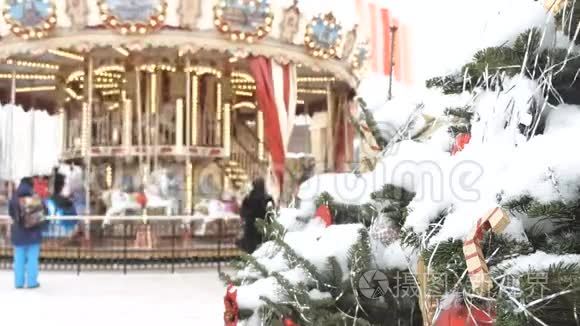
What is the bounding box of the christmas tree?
[222,3,580,326]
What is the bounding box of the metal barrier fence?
[0,215,243,274]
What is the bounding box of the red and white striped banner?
[355,0,410,83]
[249,57,297,201]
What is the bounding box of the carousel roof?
[0,0,371,87]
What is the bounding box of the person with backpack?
[9,177,45,289]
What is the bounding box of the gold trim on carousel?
[304,13,342,59]
[186,66,222,78]
[15,85,56,93]
[65,87,83,100]
[214,0,273,43]
[0,73,55,80]
[6,59,59,70]
[138,64,177,73]
[232,84,256,91]
[234,90,253,97]
[95,65,125,75]
[297,88,327,95]
[3,0,57,40]
[232,101,256,110]
[231,71,254,80]
[98,0,167,35]
[297,76,336,83]
[101,89,121,96]
[48,49,84,61]
[66,70,85,83]
[114,46,130,56]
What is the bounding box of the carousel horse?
[101,168,179,220]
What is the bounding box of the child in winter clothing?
[9,177,42,289]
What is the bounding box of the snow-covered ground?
[0,269,226,326]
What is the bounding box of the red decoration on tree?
[282,317,299,326]
[435,303,494,326]
[224,284,239,326]
[451,133,471,155]
[315,204,333,227]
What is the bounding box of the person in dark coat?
[239,178,273,254]
[9,177,42,289]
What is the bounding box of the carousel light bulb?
[157,15,165,21]
[150,19,157,26]
[121,27,128,34]
[43,22,50,29]
[110,18,117,26]
[239,32,246,40]
[130,25,137,33]
[100,14,108,20]
[139,27,146,34]
[265,17,272,24]
[257,30,264,37]
[231,34,238,41]
[309,41,315,47]
[48,16,56,23]
[216,9,223,16]
[247,36,254,43]
[264,26,271,32]
[214,19,221,26]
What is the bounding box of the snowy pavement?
[0,269,227,326]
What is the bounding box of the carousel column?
[82,53,94,215]
[326,82,335,172]
[55,75,67,156]
[189,69,200,213]
[152,69,161,172]
[171,62,187,214]
[221,71,233,193]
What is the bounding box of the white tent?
[0,104,61,183]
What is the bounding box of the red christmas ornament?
[435,303,494,326]
[134,192,148,208]
[283,317,299,326]
[451,133,471,155]
[224,284,239,326]
[315,204,333,227]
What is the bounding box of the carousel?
[0,0,365,266]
